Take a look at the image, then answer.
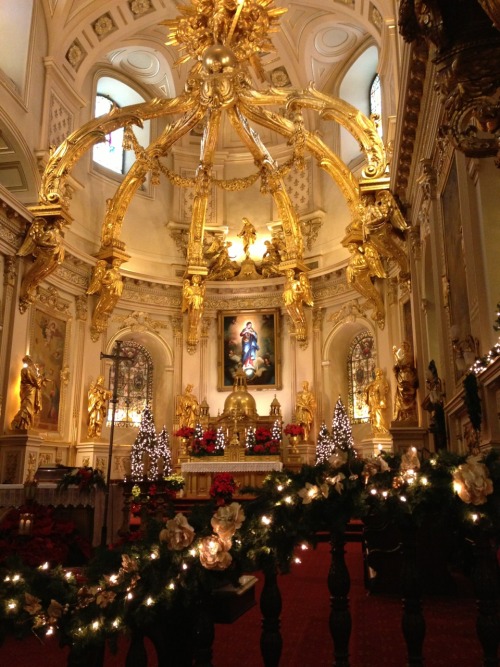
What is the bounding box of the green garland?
[1,449,499,657]
[463,372,482,433]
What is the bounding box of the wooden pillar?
[400,520,425,667]
[328,527,351,667]
[260,559,283,667]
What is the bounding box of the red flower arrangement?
[174,426,195,438]
[209,473,238,505]
[246,427,281,455]
[284,423,305,437]
[188,428,224,457]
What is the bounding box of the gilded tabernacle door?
[218,309,281,391]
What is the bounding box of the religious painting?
[218,309,281,391]
[30,307,68,431]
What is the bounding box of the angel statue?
[261,238,283,277]
[282,269,314,342]
[182,274,206,349]
[393,341,419,422]
[346,242,386,329]
[360,191,410,281]
[207,240,239,280]
[17,217,65,313]
[87,258,124,341]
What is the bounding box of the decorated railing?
[1,449,499,666]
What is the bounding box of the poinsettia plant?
[284,423,305,437]
[174,426,195,438]
[246,427,280,455]
[188,428,224,457]
[209,473,238,505]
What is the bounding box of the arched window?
[93,76,150,175]
[107,341,153,427]
[93,93,125,173]
[369,73,383,136]
[347,331,376,423]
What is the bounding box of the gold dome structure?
[221,364,258,422]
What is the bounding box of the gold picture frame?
[218,309,281,391]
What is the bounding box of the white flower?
[326,472,346,493]
[453,455,493,506]
[159,513,195,550]
[211,502,245,540]
[198,535,232,571]
[298,483,321,504]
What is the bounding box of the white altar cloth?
[181,461,283,473]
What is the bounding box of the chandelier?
[18,0,396,350]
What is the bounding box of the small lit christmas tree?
[193,422,204,443]
[156,426,172,477]
[215,426,226,452]
[331,396,357,459]
[245,426,257,453]
[130,404,158,481]
[315,422,333,464]
[271,419,282,445]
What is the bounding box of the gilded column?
[287,314,297,420]
[170,315,184,408]
[71,294,88,464]
[0,256,18,427]
[199,316,211,407]
[312,307,325,423]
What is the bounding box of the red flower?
[174,426,195,438]
[284,423,304,437]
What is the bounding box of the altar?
[181,460,283,497]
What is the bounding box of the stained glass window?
[107,341,153,427]
[347,331,376,422]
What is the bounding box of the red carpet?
[0,541,483,666]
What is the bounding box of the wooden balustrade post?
[260,559,283,667]
[125,631,148,667]
[471,530,500,667]
[193,596,215,667]
[399,520,425,667]
[328,527,351,667]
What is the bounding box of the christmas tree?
[215,426,226,452]
[315,422,333,464]
[156,426,172,477]
[331,396,357,459]
[271,419,282,445]
[245,426,256,453]
[130,404,158,481]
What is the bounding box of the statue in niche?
[346,242,386,329]
[17,217,65,313]
[87,375,112,439]
[176,384,199,429]
[295,380,316,441]
[11,355,46,430]
[87,259,124,340]
[421,359,447,450]
[392,341,419,422]
[283,269,313,341]
[364,368,390,435]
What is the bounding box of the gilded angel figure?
[346,242,386,329]
[283,269,313,341]
[87,259,124,340]
[182,274,206,348]
[17,217,65,313]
